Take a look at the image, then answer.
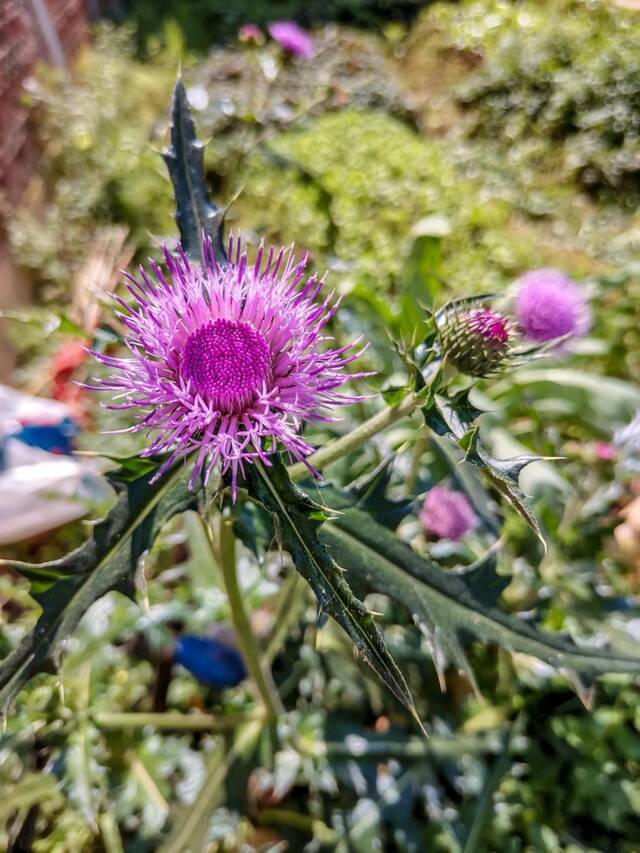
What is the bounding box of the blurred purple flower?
[595,441,616,461]
[268,21,315,59]
[238,23,264,45]
[89,235,367,497]
[515,268,590,344]
[420,485,477,542]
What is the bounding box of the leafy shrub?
[433,0,640,204]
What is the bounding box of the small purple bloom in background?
[89,235,367,497]
[268,21,315,59]
[420,485,477,542]
[595,441,616,461]
[515,268,590,344]
[238,23,265,45]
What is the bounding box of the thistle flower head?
[89,235,367,496]
[515,268,590,344]
[268,21,315,59]
[420,485,477,542]
[438,302,513,377]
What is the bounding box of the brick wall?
[0,0,90,205]
[0,1,90,381]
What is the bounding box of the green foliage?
[163,79,227,265]
[246,456,418,718]
[315,482,640,687]
[240,110,458,289]
[433,0,640,204]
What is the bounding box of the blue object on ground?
[174,634,246,688]
[10,417,80,456]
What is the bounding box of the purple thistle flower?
[420,485,477,542]
[268,21,315,59]
[89,235,367,496]
[515,268,590,344]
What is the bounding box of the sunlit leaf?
[310,483,640,691]
[162,78,227,265]
[424,390,546,546]
[246,456,419,719]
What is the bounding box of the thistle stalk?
[200,514,284,720]
[288,391,421,483]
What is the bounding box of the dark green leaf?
[246,457,419,720]
[310,484,640,690]
[0,458,202,715]
[468,441,545,547]
[461,549,509,608]
[162,78,226,266]
[347,457,413,530]
[430,434,501,537]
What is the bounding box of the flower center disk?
[181,319,272,414]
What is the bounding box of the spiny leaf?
[430,434,501,537]
[310,483,640,691]
[468,441,546,548]
[75,450,166,483]
[447,387,487,435]
[162,78,227,266]
[246,456,419,719]
[0,459,203,714]
[425,392,546,546]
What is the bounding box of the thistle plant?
[2,79,640,737]
[89,236,367,497]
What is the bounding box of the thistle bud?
[438,305,512,377]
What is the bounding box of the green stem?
[203,513,284,720]
[93,711,261,731]
[288,391,420,483]
[258,808,337,843]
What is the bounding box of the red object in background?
[50,339,89,422]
